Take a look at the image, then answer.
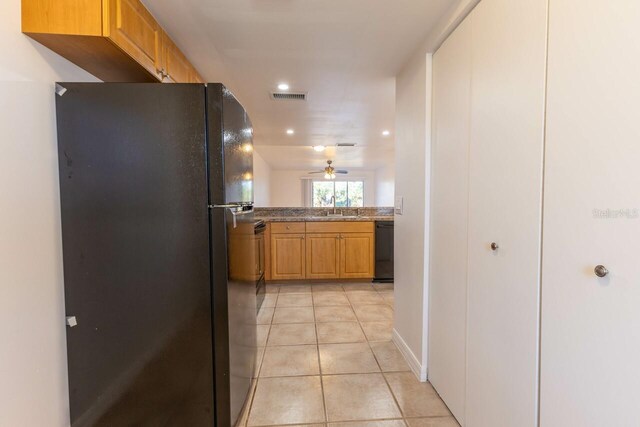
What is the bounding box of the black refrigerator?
[55,83,257,427]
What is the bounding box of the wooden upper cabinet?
[161,30,191,83]
[22,0,203,83]
[271,234,306,281]
[161,29,205,83]
[22,0,104,36]
[190,70,205,84]
[339,233,375,279]
[306,234,340,279]
[106,0,162,79]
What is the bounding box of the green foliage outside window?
[312,181,364,207]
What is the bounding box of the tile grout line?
[253,283,402,425]
[246,286,280,426]
[322,283,404,423]
[351,286,407,423]
[312,290,329,424]
[368,285,413,423]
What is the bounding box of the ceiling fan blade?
[335,170,349,174]
[308,171,325,174]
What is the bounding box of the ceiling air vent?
[336,143,357,147]
[270,92,307,101]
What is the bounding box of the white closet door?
[466,0,548,425]
[540,2,640,426]
[429,17,472,425]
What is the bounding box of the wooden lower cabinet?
[339,233,375,279]
[267,222,377,281]
[305,234,340,279]
[270,233,306,280]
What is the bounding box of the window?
[312,180,364,207]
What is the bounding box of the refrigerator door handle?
[208,204,246,208]
[229,207,254,228]
[209,205,254,228]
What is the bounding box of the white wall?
[269,169,377,207]
[269,170,307,207]
[0,3,99,427]
[392,50,432,381]
[252,148,272,207]
[374,163,395,206]
[391,0,481,383]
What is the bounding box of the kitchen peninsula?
[255,208,394,282]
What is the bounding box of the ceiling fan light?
[324,173,331,180]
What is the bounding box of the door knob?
[594,265,609,278]
[490,242,499,251]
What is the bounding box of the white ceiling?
[143,0,455,171]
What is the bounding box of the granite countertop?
[254,207,395,223]
[256,215,394,223]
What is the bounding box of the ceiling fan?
[309,160,348,180]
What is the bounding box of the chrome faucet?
[331,196,337,215]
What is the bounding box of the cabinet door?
[254,234,264,280]
[161,30,193,83]
[190,71,205,84]
[264,224,272,281]
[107,0,162,80]
[270,234,305,280]
[305,234,340,279]
[466,0,548,426]
[540,2,640,426]
[339,233,374,279]
[429,15,472,425]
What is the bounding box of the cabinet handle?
[490,242,499,251]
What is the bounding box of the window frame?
[311,179,365,208]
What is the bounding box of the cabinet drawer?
[306,221,374,234]
[270,222,306,234]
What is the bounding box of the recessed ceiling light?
[313,145,326,152]
[286,129,295,135]
[382,130,391,136]
[278,83,290,91]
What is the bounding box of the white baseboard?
[392,329,426,382]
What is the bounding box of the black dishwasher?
[374,221,394,282]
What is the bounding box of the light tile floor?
[237,283,460,427]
